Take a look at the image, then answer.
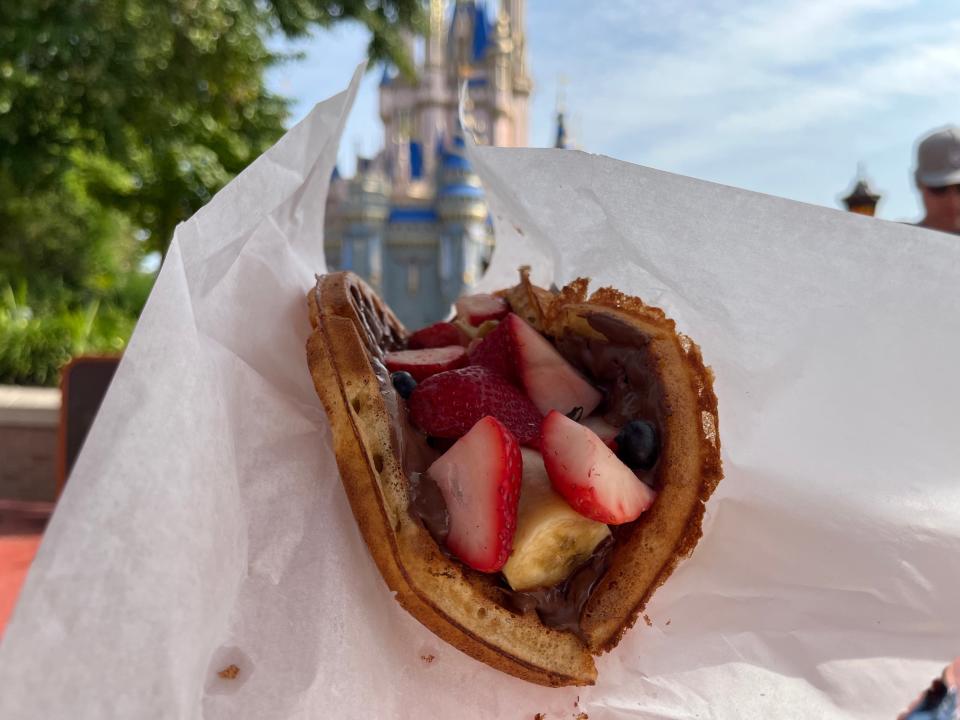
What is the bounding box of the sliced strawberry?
[540,410,656,524]
[581,415,619,449]
[426,416,522,572]
[504,314,602,417]
[408,322,468,350]
[467,319,519,384]
[409,366,542,445]
[384,346,467,382]
[455,293,509,326]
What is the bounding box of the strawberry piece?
[455,293,509,326]
[504,314,602,417]
[540,410,656,524]
[408,322,467,350]
[467,319,519,384]
[384,346,467,382]
[426,416,522,572]
[409,366,542,445]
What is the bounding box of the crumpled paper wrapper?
[1,67,958,720]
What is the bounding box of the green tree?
[0,0,423,384]
[1,0,422,262]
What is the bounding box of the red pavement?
[0,501,51,639]
[0,535,41,637]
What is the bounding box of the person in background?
[898,657,958,719]
[914,126,960,236]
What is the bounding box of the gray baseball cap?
[915,125,960,187]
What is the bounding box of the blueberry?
[615,420,659,470]
[391,371,417,399]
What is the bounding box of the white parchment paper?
[1,67,958,720]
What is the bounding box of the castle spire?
[503,0,530,145]
[841,163,881,216]
[554,77,570,149]
[505,0,530,90]
[472,0,491,61]
[554,111,568,149]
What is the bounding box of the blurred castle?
[324,0,534,328]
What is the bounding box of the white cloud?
[866,38,960,95]
[714,0,915,65]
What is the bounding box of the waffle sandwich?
[305,269,722,686]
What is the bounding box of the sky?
[266,0,960,223]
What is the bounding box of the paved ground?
[0,501,51,638]
[0,536,41,637]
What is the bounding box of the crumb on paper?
[217,664,240,680]
[534,714,545,720]
[643,613,653,627]
[420,654,435,664]
[575,713,589,720]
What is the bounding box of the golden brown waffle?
[306,270,722,686]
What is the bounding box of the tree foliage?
[0,0,422,384]
[1,0,423,260]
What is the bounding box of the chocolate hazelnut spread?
[506,537,615,639]
[353,286,665,638]
[348,285,405,356]
[408,472,449,541]
[555,312,667,489]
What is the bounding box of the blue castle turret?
[435,138,493,307]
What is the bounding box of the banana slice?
[503,448,612,592]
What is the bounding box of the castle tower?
[436,135,493,304]
[324,165,348,269]
[554,110,569,149]
[505,0,531,146]
[337,157,390,291]
[382,204,441,329]
[841,165,882,216]
[326,0,535,328]
[417,0,449,180]
[488,9,514,147]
